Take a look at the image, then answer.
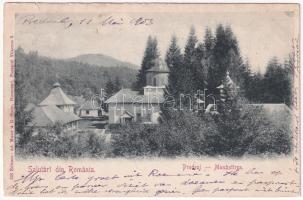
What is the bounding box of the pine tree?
[135,36,159,93]
[165,36,183,102]
[207,25,245,92]
[182,26,198,97]
[204,27,214,55]
[15,47,33,148]
[283,53,295,106]
[202,27,215,88]
[192,42,205,91]
[262,57,291,104]
[244,71,263,103]
[239,59,255,100]
[207,24,225,90]
[105,79,115,97]
[113,76,122,93]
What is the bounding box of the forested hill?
[67,54,139,70]
[15,47,137,104]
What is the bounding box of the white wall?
[80,109,98,117]
[108,103,161,124]
[58,105,74,113]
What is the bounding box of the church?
[25,82,80,132]
[106,58,169,124]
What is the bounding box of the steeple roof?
[39,82,76,106]
[216,71,239,89]
[146,58,169,73]
[53,82,61,87]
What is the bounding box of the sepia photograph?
[14,8,295,159]
[3,3,300,197]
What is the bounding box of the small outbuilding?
[79,100,101,118]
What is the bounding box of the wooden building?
[26,82,80,132]
[106,58,168,124]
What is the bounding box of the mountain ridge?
[67,53,139,70]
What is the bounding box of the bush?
[212,97,292,156]
[111,97,292,158]
[111,110,219,157]
[247,126,292,155]
[18,123,108,158]
[111,123,158,157]
[156,110,219,156]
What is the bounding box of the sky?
[15,8,297,73]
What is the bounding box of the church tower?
[144,58,169,96]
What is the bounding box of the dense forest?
[15,47,137,105]
[118,24,294,157]
[135,25,294,107]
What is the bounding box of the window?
[86,110,89,115]
[153,77,157,86]
[125,118,132,123]
[136,113,142,122]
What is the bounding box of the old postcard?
[3,3,300,197]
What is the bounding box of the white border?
[0,1,302,200]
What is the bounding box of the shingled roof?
[80,100,100,110]
[105,88,165,104]
[39,82,76,106]
[68,95,86,106]
[28,105,80,127]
